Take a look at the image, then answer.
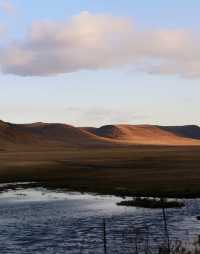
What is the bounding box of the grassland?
[0,145,200,197]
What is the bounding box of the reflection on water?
[0,185,200,253]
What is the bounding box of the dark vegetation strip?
[0,146,200,198]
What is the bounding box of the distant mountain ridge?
[159,125,200,139]
[0,120,200,150]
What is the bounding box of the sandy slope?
[1,120,200,150]
[82,124,200,145]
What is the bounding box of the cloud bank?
[0,11,200,78]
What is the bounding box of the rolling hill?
[0,120,110,150]
[1,120,200,150]
[82,124,200,145]
[159,125,200,139]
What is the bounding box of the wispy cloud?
[0,0,15,14]
[0,105,149,126]
[0,11,199,78]
[63,107,149,126]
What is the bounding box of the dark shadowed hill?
[159,125,200,139]
[0,120,111,150]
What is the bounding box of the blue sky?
[0,0,200,126]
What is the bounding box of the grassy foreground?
[0,145,200,197]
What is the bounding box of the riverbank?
[0,145,200,198]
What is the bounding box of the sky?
[0,0,200,126]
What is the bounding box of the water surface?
[0,185,200,253]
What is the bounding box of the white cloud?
[0,11,200,78]
[0,0,15,14]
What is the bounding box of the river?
[0,184,200,253]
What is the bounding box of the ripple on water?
[0,187,200,253]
